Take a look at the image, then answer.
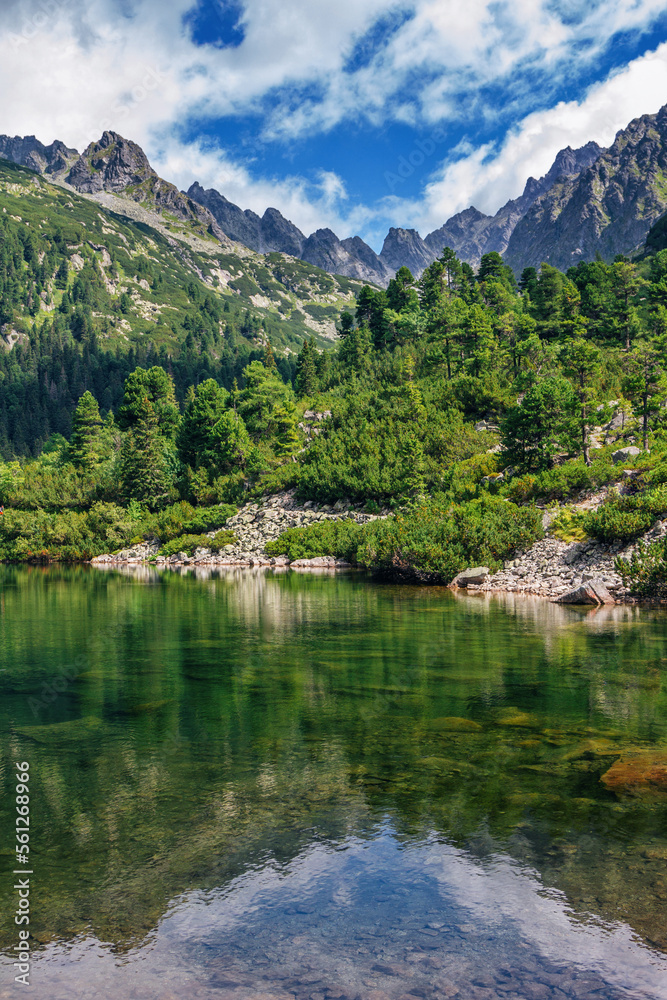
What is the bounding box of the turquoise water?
[0,566,666,999]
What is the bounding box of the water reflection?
[2,830,666,999]
[0,567,665,998]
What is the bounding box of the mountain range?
[3,102,667,285]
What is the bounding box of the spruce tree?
[69,391,102,470]
[120,396,171,509]
[273,401,301,457]
[296,338,318,397]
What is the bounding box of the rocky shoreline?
[466,512,666,605]
[91,489,666,604]
[91,490,387,571]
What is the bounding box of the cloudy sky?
[3,0,667,248]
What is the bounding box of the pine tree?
[273,401,301,457]
[560,337,602,466]
[296,338,318,397]
[120,396,171,508]
[622,345,666,450]
[69,391,102,470]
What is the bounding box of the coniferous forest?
[5,156,667,595]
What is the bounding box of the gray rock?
[612,446,641,464]
[554,581,615,605]
[451,566,490,588]
[379,227,433,277]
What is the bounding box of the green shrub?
[140,502,237,542]
[615,539,667,598]
[182,504,237,534]
[0,502,140,562]
[355,496,543,582]
[549,507,588,543]
[440,453,499,502]
[266,519,363,560]
[159,529,236,557]
[583,486,667,543]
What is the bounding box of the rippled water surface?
[0,566,666,999]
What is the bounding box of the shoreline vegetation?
[5,233,667,600]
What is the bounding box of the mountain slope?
[0,153,368,455]
[504,107,667,274]
[0,140,364,348]
[189,141,603,281]
[424,142,602,267]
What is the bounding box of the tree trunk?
[643,393,648,451]
[581,404,590,466]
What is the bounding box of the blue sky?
[3,0,667,249]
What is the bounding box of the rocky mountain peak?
[67,132,155,194]
[504,102,667,274]
[0,134,78,176]
[260,208,305,256]
[380,227,433,275]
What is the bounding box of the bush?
[0,502,141,561]
[158,529,236,557]
[504,456,617,504]
[355,496,543,582]
[266,519,363,560]
[549,507,588,543]
[266,496,543,583]
[583,486,667,543]
[141,502,237,542]
[182,504,237,534]
[615,539,667,598]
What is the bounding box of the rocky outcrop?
[92,491,387,569]
[186,181,264,251]
[260,207,307,257]
[0,134,78,175]
[67,131,153,193]
[555,581,615,605]
[379,227,433,276]
[188,184,391,284]
[301,229,392,284]
[66,132,230,241]
[612,446,642,464]
[450,566,490,588]
[424,143,602,271]
[505,105,667,274]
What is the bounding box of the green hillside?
[0,157,362,454]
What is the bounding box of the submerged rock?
[428,717,483,732]
[451,566,490,588]
[601,751,667,794]
[554,581,615,605]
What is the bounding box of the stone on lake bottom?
[554,581,615,605]
[450,566,490,588]
[601,751,667,794]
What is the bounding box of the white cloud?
[152,137,376,240]
[406,41,667,233]
[1,0,667,247]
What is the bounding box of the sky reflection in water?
[0,568,665,999]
